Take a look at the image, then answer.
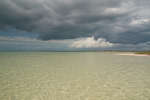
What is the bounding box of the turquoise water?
[0,52,150,100]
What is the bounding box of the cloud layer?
[71,37,114,48]
[0,0,150,50]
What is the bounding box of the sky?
[0,0,150,51]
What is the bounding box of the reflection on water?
[0,52,150,100]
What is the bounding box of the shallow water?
[0,52,150,100]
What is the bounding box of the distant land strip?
[135,51,150,55]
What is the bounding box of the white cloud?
[130,18,150,25]
[70,37,114,48]
[104,7,126,15]
[104,1,134,15]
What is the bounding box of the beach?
[116,52,150,56]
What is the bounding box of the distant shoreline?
[117,52,150,56]
[135,51,150,55]
[0,50,149,52]
[0,50,150,56]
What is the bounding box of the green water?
[0,52,150,100]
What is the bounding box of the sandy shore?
[116,53,149,56]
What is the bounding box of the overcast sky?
[0,0,150,51]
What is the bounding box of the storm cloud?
[0,0,150,45]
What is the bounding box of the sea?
[0,52,150,100]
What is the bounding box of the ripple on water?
[0,52,150,100]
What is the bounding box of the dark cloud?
[0,0,150,44]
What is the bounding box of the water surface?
[0,52,150,100]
